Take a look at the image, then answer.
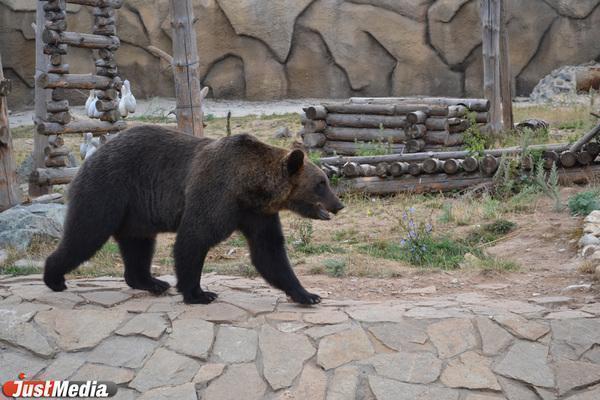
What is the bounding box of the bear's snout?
[329,201,345,214]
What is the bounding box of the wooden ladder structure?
[30,0,127,195]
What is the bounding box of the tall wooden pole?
[0,52,22,210]
[169,0,204,137]
[480,0,513,134]
[31,0,51,196]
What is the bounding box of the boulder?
[545,0,600,18]
[203,55,246,99]
[0,203,66,251]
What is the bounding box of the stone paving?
[1,273,600,400]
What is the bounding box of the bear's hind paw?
[44,273,67,292]
[182,288,218,304]
[289,290,321,306]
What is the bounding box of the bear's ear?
[285,149,304,175]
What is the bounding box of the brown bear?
[43,125,344,304]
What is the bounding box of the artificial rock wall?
[1,0,600,108]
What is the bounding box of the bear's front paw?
[182,288,218,304]
[289,289,321,305]
[44,273,67,292]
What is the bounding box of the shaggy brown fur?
[44,126,344,304]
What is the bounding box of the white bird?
[86,92,102,118]
[80,132,101,160]
[85,90,95,111]
[118,80,136,117]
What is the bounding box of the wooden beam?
[37,119,127,135]
[43,29,120,50]
[170,0,204,137]
[65,0,124,8]
[31,1,51,197]
[31,167,78,186]
[480,0,513,133]
[0,52,22,210]
[39,73,116,90]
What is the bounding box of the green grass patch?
[226,235,247,247]
[11,125,35,139]
[568,191,600,216]
[0,265,42,276]
[323,258,346,277]
[464,219,516,246]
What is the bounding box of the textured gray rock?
[326,365,360,400]
[138,383,198,400]
[178,302,248,323]
[368,320,428,351]
[71,363,134,384]
[259,324,315,389]
[551,318,600,354]
[440,351,501,390]
[493,313,550,341]
[317,326,374,369]
[166,318,214,359]
[87,336,159,368]
[34,309,127,351]
[368,375,460,400]
[554,360,600,395]
[0,308,56,357]
[213,325,257,363]
[0,204,66,250]
[194,363,226,385]
[494,341,555,388]
[475,316,514,355]
[129,348,200,392]
[545,0,600,18]
[0,350,47,383]
[115,312,167,339]
[564,385,600,400]
[80,291,132,307]
[366,352,442,384]
[303,309,348,325]
[497,376,539,400]
[427,318,478,358]
[203,363,266,400]
[37,354,85,380]
[278,363,327,400]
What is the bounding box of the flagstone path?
[1,273,600,400]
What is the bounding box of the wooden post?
[480,0,513,134]
[31,1,51,196]
[169,0,204,137]
[0,52,22,210]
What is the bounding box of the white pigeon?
[85,90,95,111]
[123,80,136,114]
[86,92,102,118]
[80,132,93,160]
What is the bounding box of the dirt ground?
[5,102,600,307]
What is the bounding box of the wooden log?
[326,113,408,129]
[375,162,390,177]
[407,125,426,139]
[318,143,571,166]
[46,100,69,113]
[66,0,124,8]
[521,155,533,170]
[585,142,600,157]
[424,131,464,147]
[95,99,117,112]
[516,119,549,132]
[96,88,118,100]
[31,167,79,186]
[95,16,116,26]
[324,128,408,143]
[44,145,70,157]
[349,97,490,112]
[32,1,51,197]
[474,112,489,123]
[303,133,326,148]
[543,150,559,169]
[576,151,594,166]
[0,52,22,209]
[49,54,63,66]
[443,159,462,175]
[45,155,69,168]
[323,141,405,156]
[170,0,205,137]
[447,105,468,118]
[406,111,427,125]
[462,156,479,172]
[93,6,116,17]
[99,109,121,122]
[323,103,396,115]
[96,66,119,77]
[37,119,127,135]
[559,151,577,168]
[51,88,66,101]
[406,139,425,153]
[304,106,327,120]
[95,58,117,68]
[45,10,66,21]
[43,29,120,50]
[448,120,471,133]
[39,73,115,90]
[46,111,71,124]
[343,162,362,178]
[481,155,499,175]
[43,44,67,55]
[408,163,422,176]
[422,158,443,174]
[425,118,449,131]
[569,122,600,152]
[94,24,117,36]
[48,135,65,148]
[302,118,327,132]
[47,63,69,74]
[361,164,377,177]
[390,162,409,177]
[45,19,67,31]
[337,164,600,195]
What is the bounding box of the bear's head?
[283,150,344,220]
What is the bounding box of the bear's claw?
[182,288,218,304]
[289,290,321,305]
[44,273,67,292]
[126,277,170,295]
